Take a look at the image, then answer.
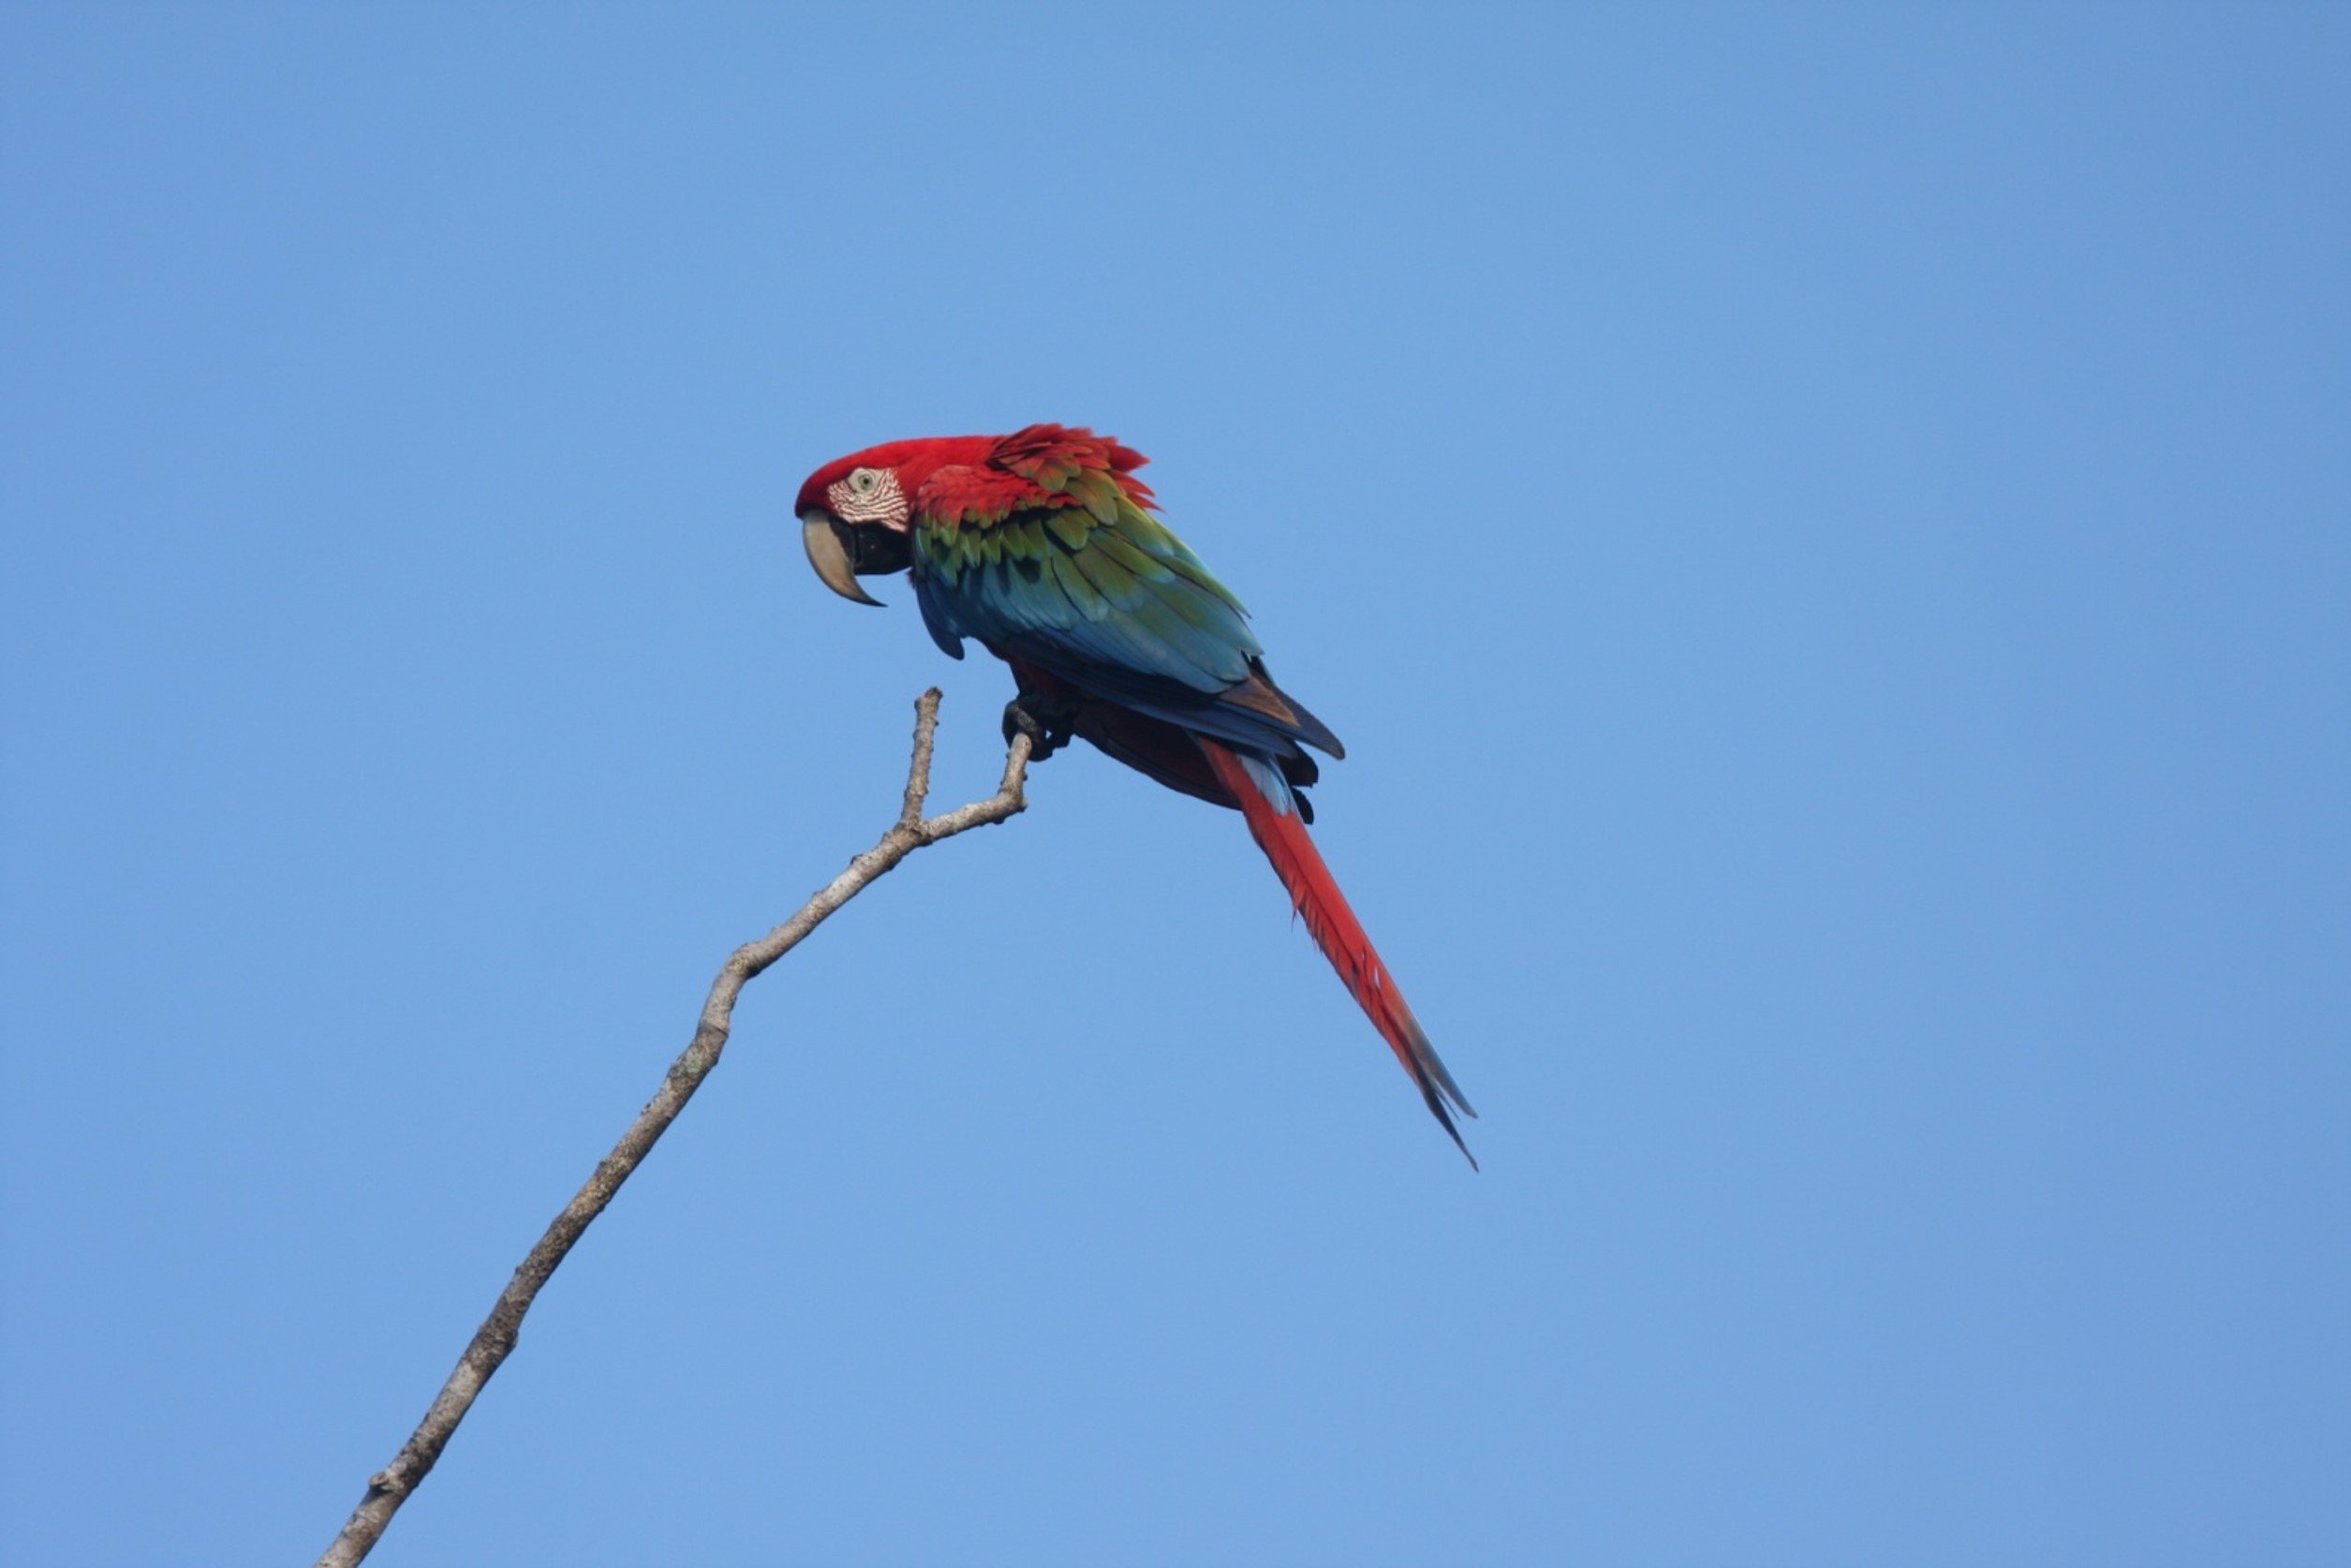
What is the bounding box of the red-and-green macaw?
[796,424,1476,1164]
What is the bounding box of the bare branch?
[315,689,1031,1568]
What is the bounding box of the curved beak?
[800,510,885,607]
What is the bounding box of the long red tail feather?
[1197,738,1477,1167]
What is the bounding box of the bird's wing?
[910,467,1339,760]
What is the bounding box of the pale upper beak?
[800,510,885,607]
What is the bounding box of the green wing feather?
[912,487,1262,698]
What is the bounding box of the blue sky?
[3,5,2345,1564]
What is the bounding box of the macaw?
[795,424,1475,1164]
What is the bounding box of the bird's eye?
[849,467,880,495]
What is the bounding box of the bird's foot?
[1002,690,1079,762]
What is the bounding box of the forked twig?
[316,689,1030,1567]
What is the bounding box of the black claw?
[1002,691,1078,762]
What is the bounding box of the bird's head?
[794,436,995,606]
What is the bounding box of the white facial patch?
[829,466,909,527]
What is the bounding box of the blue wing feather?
[912,499,1338,762]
